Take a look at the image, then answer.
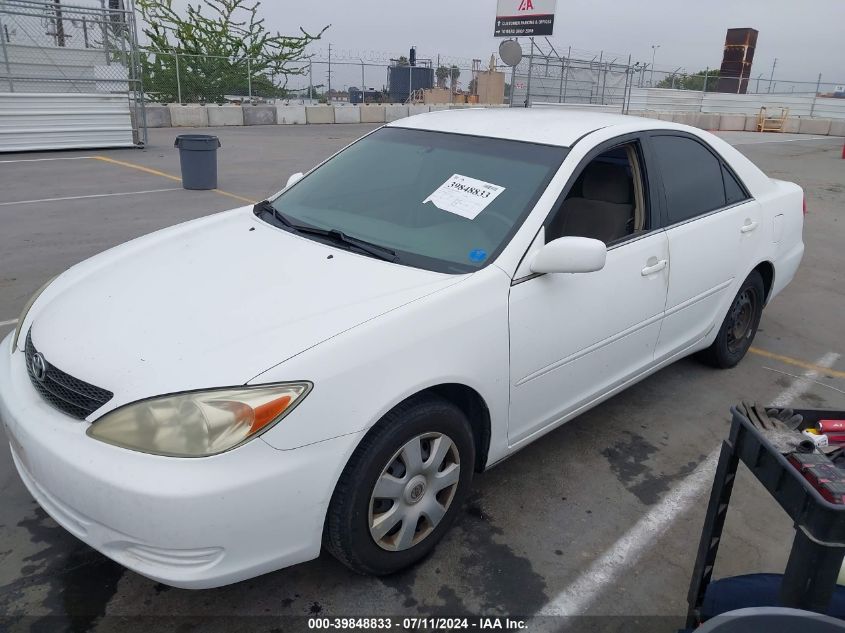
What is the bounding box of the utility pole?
[53,0,67,47]
[327,43,332,101]
[650,44,660,86]
[767,57,777,93]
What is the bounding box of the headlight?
[87,383,312,457]
[11,276,57,355]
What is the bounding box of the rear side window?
[651,135,726,224]
[722,164,748,206]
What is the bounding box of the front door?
[507,137,670,446]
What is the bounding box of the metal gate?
[0,0,146,152]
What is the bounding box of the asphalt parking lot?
[0,122,843,632]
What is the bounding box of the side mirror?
[286,172,304,188]
[529,236,607,274]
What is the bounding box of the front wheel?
[700,270,765,369]
[324,395,475,575]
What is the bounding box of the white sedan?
[0,110,804,588]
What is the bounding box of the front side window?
[651,135,727,224]
[264,127,567,273]
[547,142,648,245]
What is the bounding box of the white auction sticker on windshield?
[423,174,506,220]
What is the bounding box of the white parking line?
[0,188,181,207]
[534,351,842,618]
[770,352,842,407]
[0,156,95,163]
[0,319,18,328]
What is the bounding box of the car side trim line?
[514,311,664,387]
[663,278,734,318]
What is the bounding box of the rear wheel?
[324,395,475,575]
[700,270,765,368]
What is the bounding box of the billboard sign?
[494,0,556,37]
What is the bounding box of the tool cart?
[686,404,845,631]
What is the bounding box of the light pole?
[767,57,777,94]
[650,44,660,86]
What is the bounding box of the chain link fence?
[0,0,146,141]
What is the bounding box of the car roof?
[388,107,677,147]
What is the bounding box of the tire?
[699,270,765,369]
[324,394,475,575]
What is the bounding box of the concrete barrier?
[384,105,409,122]
[719,114,746,131]
[207,105,244,127]
[798,118,832,135]
[276,105,306,124]
[333,106,361,124]
[829,120,845,137]
[306,105,335,124]
[672,112,697,126]
[144,103,845,135]
[359,105,386,123]
[243,105,276,125]
[144,104,171,128]
[695,113,720,130]
[168,104,208,127]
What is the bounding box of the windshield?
[265,127,567,273]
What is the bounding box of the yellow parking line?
[750,347,845,379]
[92,156,256,205]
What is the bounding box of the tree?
[138,0,329,103]
[396,55,409,66]
[436,65,449,88]
[448,65,460,90]
[656,68,720,91]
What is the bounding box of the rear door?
[648,132,761,361]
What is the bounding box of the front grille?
[25,330,113,419]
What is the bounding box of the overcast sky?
[249,0,843,85]
[158,0,843,91]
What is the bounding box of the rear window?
[651,135,727,224]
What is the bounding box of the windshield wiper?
[254,200,399,263]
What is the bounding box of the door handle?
[740,220,759,234]
[641,259,668,276]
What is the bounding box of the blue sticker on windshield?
[469,249,488,263]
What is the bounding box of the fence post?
[0,13,13,92]
[524,37,534,107]
[810,73,822,117]
[247,57,253,101]
[700,67,709,112]
[562,45,570,103]
[174,50,182,103]
[102,1,111,66]
[622,54,631,113]
[600,61,608,104]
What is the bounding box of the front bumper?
[0,332,361,588]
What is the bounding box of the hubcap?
[368,432,460,552]
[727,288,757,354]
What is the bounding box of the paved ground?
[0,124,843,632]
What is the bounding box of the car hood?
[28,208,463,415]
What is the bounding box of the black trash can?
[174,134,221,190]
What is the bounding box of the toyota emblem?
[29,352,47,382]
